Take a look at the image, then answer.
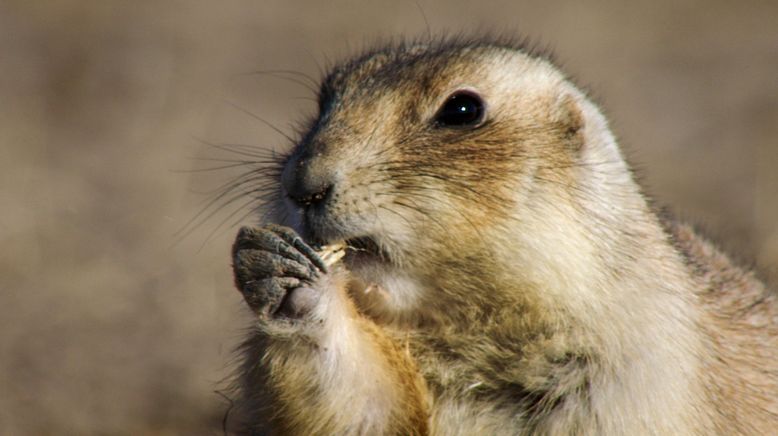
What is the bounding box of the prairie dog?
[229,37,778,434]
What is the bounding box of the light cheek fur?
[347,265,428,325]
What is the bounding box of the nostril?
[288,183,333,208]
[282,149,335,208]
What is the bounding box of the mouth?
[298,220,390,265]
[342,236,390,264]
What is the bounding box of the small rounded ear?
[557,95,585,152]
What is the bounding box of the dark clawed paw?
[232,225,326,318]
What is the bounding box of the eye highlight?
[434,90,486,128]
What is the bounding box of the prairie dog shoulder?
[229,37,778,435]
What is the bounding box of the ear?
[556,94,585,153]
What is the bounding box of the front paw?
[232,225,327,319]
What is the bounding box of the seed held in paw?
[318,242,345,268]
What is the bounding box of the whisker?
[239,69,319,88]
[194,141,284,161]
[173,162,263,173]
[196,196,269,252]
[187,167,277,197]
[238,70,318,95]
[176,186,262,242]
[225,101,297,144]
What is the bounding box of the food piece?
[317,242,346,267]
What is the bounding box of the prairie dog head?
[274,38,639,322]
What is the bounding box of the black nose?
[282,153,335,208]
[287,182,333,208]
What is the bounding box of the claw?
[265,224,329,274]
[292,236,329,273]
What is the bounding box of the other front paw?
[232,225,327,319]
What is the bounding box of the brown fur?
[229,37,778,435]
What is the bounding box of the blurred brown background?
[1,0,776,434]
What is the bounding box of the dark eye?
[434,90,486,128]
